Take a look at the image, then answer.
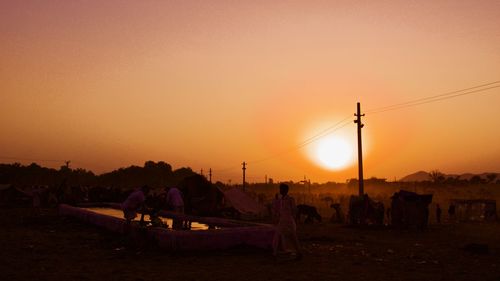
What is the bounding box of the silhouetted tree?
[469,175,483,185]
[429,170,445,184]
[486,174,497,184]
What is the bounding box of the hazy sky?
[1,0,499,183]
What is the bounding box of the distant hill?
[399,171,499,182]
[399,171,432,182]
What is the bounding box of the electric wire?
[214,80,500,177]
[366,81,500,115]
[4,80,500,180]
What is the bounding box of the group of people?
[120,183,303,259]
[120,185,185,229]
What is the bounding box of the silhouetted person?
[30,185,43,216]
[448,203,456,223]
[272,184,302,260]
[121,185,150,224]
[271,193,280,223]
[165,186,184,229]
[386,207,392,225]
[436,204,442,223]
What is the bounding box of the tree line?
[0,161,197,189]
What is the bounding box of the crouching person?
[122,185,150,225]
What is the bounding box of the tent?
[391,190,433,229]
[0,184,32,206]
[221,188,267,219]
[450,199,497,222]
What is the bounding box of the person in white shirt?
[165,186,185,229]
[165,187,184,212]
[272,183,302,260]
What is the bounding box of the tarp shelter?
[222,188,267,219]
[0,184,31,205]
[391,190,433,229]
[450,199,497,222]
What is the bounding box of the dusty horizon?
[1,1,500,183]
[1,159,499,185]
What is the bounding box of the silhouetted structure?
[391,190,433,229]
[0,184,31,206]
[221,187,267,220]
[354,102,365,196]
[450,199,497,222]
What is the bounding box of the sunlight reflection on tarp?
[84,207,215,231]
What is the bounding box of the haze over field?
[1,1,500,183]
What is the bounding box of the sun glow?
[309,135,355,170]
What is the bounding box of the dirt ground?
[1,207,499,281]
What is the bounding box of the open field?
[1,207,499,281]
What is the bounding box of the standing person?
[30,185,43,216]
[272,183,302,260]
[448,203,456,223]
[271,193,280,223]
[121,185,150,224]
[436,204,442,224]
[385,207,392,226]
[165,186,185,229]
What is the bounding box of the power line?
[249,116,352,165]
[212,115,353,172]
[239,80,500,167]
[213,79,500,177]
[366,81,500,115]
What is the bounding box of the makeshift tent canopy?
[450,199,497,222]
[0,184,32,205]
[221,188,267,219]
[391,190,433,229]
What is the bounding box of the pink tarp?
[223,188,267,217]
[59,204,274,251]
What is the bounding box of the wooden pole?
[354,102,365,196]
[242,162,247,191]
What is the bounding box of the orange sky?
[1,1,499,183]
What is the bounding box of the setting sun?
[310,135,355,171]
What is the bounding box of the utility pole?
[304,175,310,196]
[242,162,247,191]
[307,179,312,196]
[354,102,365,196]
[200,168,204,177]
[209,168,212,183]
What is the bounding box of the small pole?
[200,168,204,177]
[242,162,247,191]
[354,102,365,196]
[209,168,212,183]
